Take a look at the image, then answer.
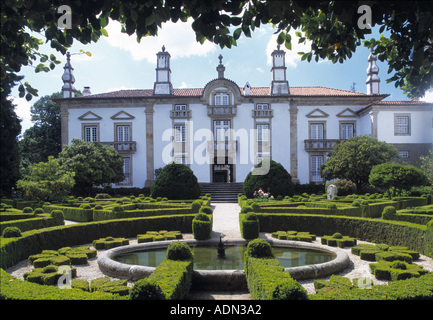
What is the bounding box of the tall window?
[257,124,269,142]
[340,123,354,140]
[215,92,229,106]
[311,155,324,182]
[310,123,324,140]
[117,125,130,142]
[214,120,230,141]
[122,157,131,185]
[174,124,186,142]
[84,126,98,142]
[395,115,410,135]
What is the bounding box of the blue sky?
[12,19,432,133]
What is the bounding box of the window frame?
[82,124,99,142]
[310,155,324,183]
[394,113,411,136]
[174,123,187,143]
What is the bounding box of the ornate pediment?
[111,110,135,120]
[306,108,329,118]
[337,108,358,118]
[78,111,102,121]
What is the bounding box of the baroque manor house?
[57,46,433,188]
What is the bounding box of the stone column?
[289,101,299,183]
[369,109,378,138]
[60,105,69,149]
[145,104,155,187]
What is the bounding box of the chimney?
[83,86,91,96]
[270,45,289,95]
[366,51,380,94]
[244,82,251,95]
[153,45,173,95]
[61,52,76,98]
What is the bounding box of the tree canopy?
[243,159,294,198]
[320,135,400,192]
[150,162,201,200]
[58,138,125,196]
[369,162,428,196]
[16,156,75,202]
[2,0,432,100]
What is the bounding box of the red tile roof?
[78,86,370,99]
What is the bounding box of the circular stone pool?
[97,239,349,290]
[114,244,335,270]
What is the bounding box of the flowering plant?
[253,188,273,202]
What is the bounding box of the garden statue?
[327,184,338,200]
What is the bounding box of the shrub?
[33,208,44,215]
[382,206,397,220]
[22,207,33,213]
[325,180,357,196]
[321,233,357,247]
[251,203,260,211]
[191,200,202,213]
[50,210,64,222]
[93,236,129,250]
[246,238,273,258]
[129,278,165,300]
[166,241,193,261]
[198,206,213,215]
[150,162,201,200]
[327,203,337,210]
[241,213,260,239]
[2,226,22,238]
[244,239,308,300]
[243,160,294,198]
[370,260,429,281]
[192,213,212,240]
[241,206,253,214]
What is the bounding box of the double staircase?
[199,183,244,203]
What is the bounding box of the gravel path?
[6,202,433,299]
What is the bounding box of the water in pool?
[113,245,335,270]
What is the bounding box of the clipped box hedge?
[130,242,194,300]
[0,214,195,270]
[0,269,119,300]
[255,213,433,258]
[244,239,308,300]
[0,216,64,234]
[43,205,93,222]
[310,272,433,300]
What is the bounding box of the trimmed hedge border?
[255,213,433,258]
[0,214,195,270]
[244,239,308,300]
[0,216,63,234]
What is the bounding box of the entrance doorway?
[212,157,233,183]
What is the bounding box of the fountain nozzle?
[217,236,226,258]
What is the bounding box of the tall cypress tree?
[0,78,22,197]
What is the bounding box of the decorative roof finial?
[218,54,223,65]
[61,51,76,98]
[162,45,165,52]
[216,54,225,79]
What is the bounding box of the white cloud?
[11,97,33,133]
[266,29,312,68]
[104,19,217,62]
[421,89,433,102]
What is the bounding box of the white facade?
[58,46,433,188]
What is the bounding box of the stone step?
[199,183,243,203]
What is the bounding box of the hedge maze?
[1,191,432,300]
